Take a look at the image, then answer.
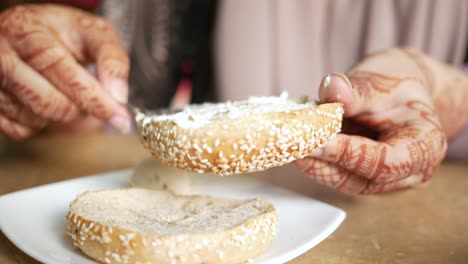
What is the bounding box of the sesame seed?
[206,146,213,153]
[112,253,121,262]
[217,250,225,260]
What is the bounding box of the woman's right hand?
[0,4,131,140]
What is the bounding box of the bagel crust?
[66,189,279,264]
[136,100,343,176]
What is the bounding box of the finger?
[78,14,129,103]
[294,157,424,194]
[319,73,361,116]
[310,121,446,184]
[362,173,426,194]
[0,89,47,128]
[319,72,404,117]
[294,157,369,194]
[169,81,192,109]
[310,134,395,182]
[0,38,79,122]
[9,31,131,132]
[0,114,36,141]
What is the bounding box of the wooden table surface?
[0,133,467,264]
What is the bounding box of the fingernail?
[106,79,128,104]
[321,74,332,89]
[110,113,131,134]
[319,75,332,101]
[331,73,352,90]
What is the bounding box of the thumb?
[318,73,370,117]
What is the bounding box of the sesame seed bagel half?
[66,188,278,264]
[136,94,344,176]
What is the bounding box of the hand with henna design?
[0,4,131,140]
[295,48,468,194]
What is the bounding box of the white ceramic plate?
[0,169,345,264]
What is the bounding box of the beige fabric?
[214,0,468,101]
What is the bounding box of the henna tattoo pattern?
[295,157,369,194]
[348,71,401,105]
[296,63,451,194]
[406,100,442,130]
[0,4,131,139]
[402,48,468,140]
[349,69,424,109]
[380,121,421,143]
[0,114,33,140]
[78,14,129,80]
[350,71,400,93]
[0,90,46,128]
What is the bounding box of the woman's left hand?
[294,48,468,194]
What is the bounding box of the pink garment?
[213,0,468,160]
[213,0,467,101]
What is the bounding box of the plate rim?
[0,168,346,264]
